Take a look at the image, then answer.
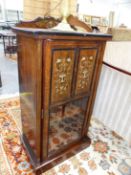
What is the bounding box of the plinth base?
[23,134,91,175]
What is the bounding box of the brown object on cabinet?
[13,27,112,174]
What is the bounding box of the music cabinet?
[13,27,111,174]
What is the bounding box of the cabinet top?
[13,27,112,41]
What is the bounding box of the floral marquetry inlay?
[55,57,71,94]
[75,49,97,95]
[51,50,75,103]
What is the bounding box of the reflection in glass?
[48,97,88,155]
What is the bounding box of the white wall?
[77,0,115,19]
[4,0,23,11]
[0,0,23,11]
[77,0,131,28]
[114,2,131,27]
[0,0,23,21]
[104,42,131,72]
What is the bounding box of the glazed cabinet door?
[42,42,77,159]
[42,40,99,159]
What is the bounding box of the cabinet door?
[51,49,75,104]
[75,48,98,96]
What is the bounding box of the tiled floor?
[0,43,19,97]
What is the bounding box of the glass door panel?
[48,97,88,156]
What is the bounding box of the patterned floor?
[0,97,131,175]
[49,104,85,154]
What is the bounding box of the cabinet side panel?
[17,35,42,160]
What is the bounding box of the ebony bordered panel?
[75,48,98,96]
[50,48,75,104]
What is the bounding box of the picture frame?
[101,17,108,26]
[84,15,91,24]
[91,16,101,26]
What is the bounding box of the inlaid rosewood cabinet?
[14,27,111,174]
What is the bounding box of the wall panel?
[24,0,77,20]
[93,64,131,145]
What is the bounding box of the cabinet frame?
[14,30,112,174]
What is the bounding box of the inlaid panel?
[75,48,97,95]
[51,49,75,103]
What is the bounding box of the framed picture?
[91,16,101,26]
[101,17,108,26]
[84,15,91,24]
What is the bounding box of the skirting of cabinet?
[23,134,91,174]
